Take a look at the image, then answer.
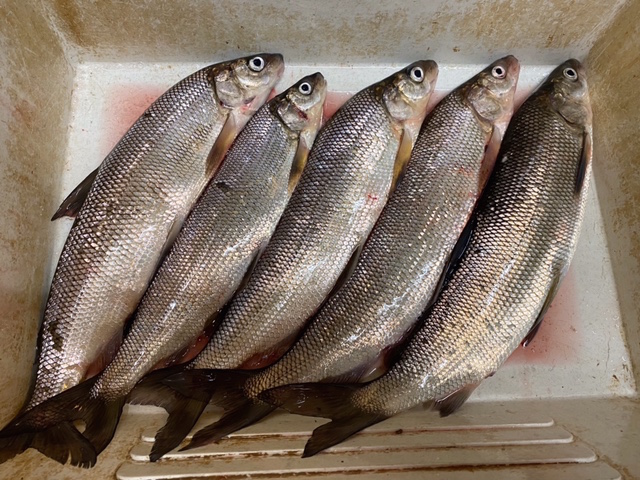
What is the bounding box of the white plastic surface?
[118,403,602,479]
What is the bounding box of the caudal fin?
[181,400,275,451]
[0,422,96,468]
[0,377,121,467]
[137,369,255,461]
[260,384,387,457]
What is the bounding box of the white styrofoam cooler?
[0,1,638,478]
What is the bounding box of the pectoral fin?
[206,113,241,178]
[236,240,268,294]
[51,167,99,220]
[479,126,502,190]
[426,215,477,311]
[288,141,310,195]
[389,128,413,195]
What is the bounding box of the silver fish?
[246,56,520,394]
[0,53,284,467]
[264,59,593,457]
[153,60,439,458]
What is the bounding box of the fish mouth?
[266,53,286,77]
[500,55,521,78]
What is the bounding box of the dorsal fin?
[51,167,99,220]
[327,242,364,299]
[575,128,591,195]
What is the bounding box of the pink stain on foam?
[103,84,166,156]
[507,268,580,365]
[323,92,353,121]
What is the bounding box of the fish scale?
[246,57,519,396]
[193,88,404,370]
[353,61,591,417]
[22,53,285,416]
[30,67,224,410]
[94,100,310,400]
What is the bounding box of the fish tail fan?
[0,379,102,467]
[31,423,98,468]
[142,369,253,461]
[129,367,213,461]
[181,400,275,451]
[260,383,387,457]
[0,431,34,465]
[0,423,97,468]
[79,396,126,455]
[149,394,209,461]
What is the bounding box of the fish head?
[275,72,328,150]
[381,60,439,144]
[463,55,520,133]
[540,59,592,128]
[210,53,285,115]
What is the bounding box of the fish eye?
[563,67,578,81]
[409,66,424,82]
[249,56,265,72]
[491,65,506,79]
[298,82,312,95]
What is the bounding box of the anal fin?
[238,329,299,370]
[522,270,564,347]
[83,329,124,379]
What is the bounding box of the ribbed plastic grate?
[117,403,621,479]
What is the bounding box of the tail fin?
[181,400,275,451]
[0,378,108,467]
[260,384,387,457]
[135,369,255,461]
[0,423,97,468]
[128,367,213,461]
[79,396,126,455]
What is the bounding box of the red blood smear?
[507,268,579,365]
[105,85,580,367]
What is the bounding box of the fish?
[152,60,440,459]
[13,72,326,465]
[171,56,520,454]
[0,53,284,467]
[262,59,593,457]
